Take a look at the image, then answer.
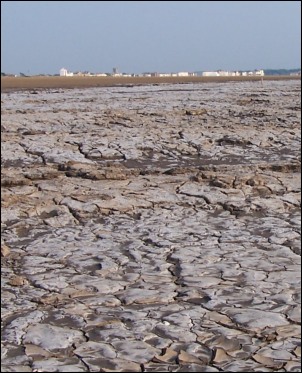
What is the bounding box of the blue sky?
[1,1,301,75]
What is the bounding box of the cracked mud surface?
[1,80,301,372]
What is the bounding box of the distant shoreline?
[1,75,300,92]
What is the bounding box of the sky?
[1,1,301,75]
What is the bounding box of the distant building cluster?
[59,68,197,78]
[59,67,266,78]
[59,68,74,77]
[3,68,301,78]
[202,69,265,77]
[140,71,196,77]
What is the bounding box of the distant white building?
[202,71,219,77]
[254,69,265,76]
[217,70,230,77]
[177,72,189,77]
[202,69,265,77]
[60,68,73,77]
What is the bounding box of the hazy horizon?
[1,1,301,75]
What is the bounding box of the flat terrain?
[1,75,300,92]
[1,79,301,372]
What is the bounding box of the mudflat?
[1,74,300,91]
[1,79,301,372]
